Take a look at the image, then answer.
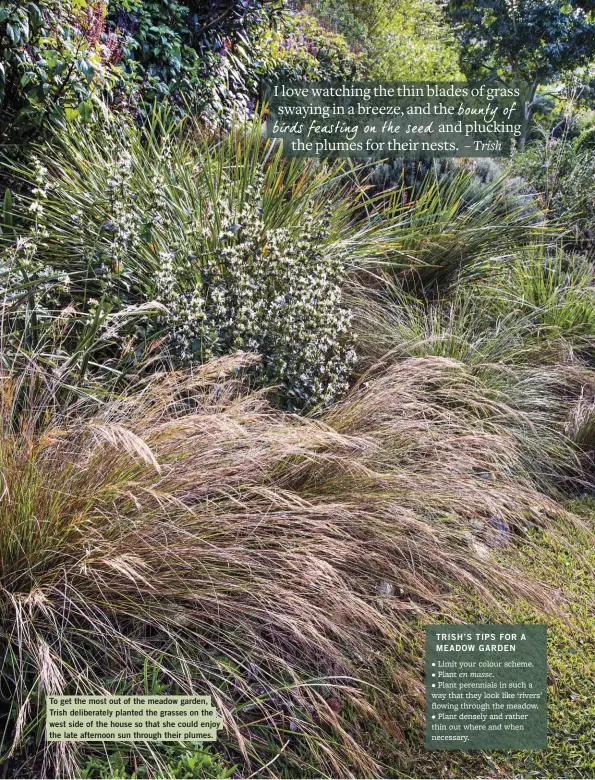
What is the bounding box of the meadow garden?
[1,1,595,777]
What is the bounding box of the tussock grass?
[486,248,595,351]
[0,350,577,778]
[355,164,545,290]
[1,111,426,295]
[2,109,593,779]
[1,111,546,343]
[349,280,594,490]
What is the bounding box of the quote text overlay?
[265,81,529,158]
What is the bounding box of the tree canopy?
[446,0,595,100]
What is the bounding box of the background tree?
[106,0,283,120]
[445,0,595,124]
[302,0,461,81]
[367,0,461,81]
[0,0,109,144]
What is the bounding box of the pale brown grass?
[0,354,578,778]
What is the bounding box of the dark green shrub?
[106,0,283,122]
[261,10,364,81]
[0,0,110,144]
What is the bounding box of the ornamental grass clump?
[1,109,549,408]
[349,278,592,491]
[0,349,578,778]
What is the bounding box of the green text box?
[426,625,547,750]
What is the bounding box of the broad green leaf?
[77,99,93,122]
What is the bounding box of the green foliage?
[107,0,200,104]
[358,165,542,292]
[446,0,595,122]
[366,0,462,81]
[307,0,462,81]
[0,114,365,409]
[339,0,392,33]
[490,249,595,349]
[0,0,286,139]
[355,242,595,372]
[164,749,235,780]
[511,132,595,248]
[80,745,235,779]
[301,0,370,52]
[0,0,111,143]
[575,123,595,151]
[106,0,283,122]
[262,10,363,81]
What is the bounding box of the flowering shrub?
[155,173,355,407]
[2,117,356,409]
[0,159,70,315]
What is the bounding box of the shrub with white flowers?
[0,159,71,319]
[153,171,356,409]
[4,128,356,410]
